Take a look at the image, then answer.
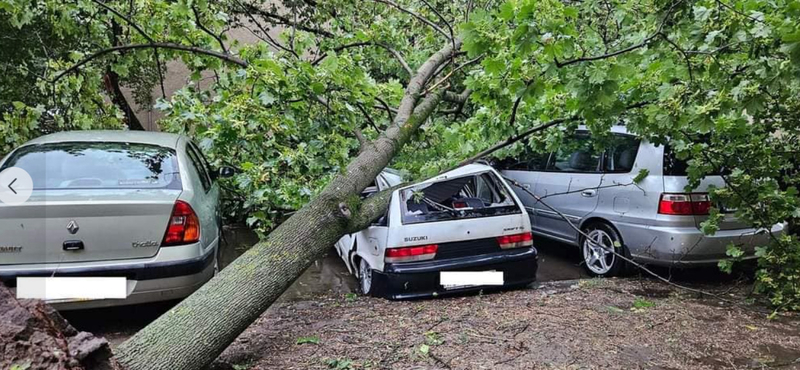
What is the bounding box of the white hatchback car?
[335,164,538,299]
[0,131,231,309]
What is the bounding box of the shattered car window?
[401,171,521,224]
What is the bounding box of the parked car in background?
[498,125,784,276]
[335,164,538,299]
[0,131,232,309]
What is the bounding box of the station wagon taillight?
[385,244,438,263]
[161,200,201,246]
[658,193,711,215]
[497,232,533,249]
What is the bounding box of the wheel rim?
[359,260,372,294]
[582,229,616,275]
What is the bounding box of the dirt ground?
[211,279,800,370]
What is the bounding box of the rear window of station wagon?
[1,142,181,190]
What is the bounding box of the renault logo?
[66,220,79,234]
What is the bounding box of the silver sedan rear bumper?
[0,242,216,310]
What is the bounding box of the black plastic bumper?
[0,249,215,287]
[371,247,538,300]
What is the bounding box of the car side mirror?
[218,166,236,178]
[211,166,236,181]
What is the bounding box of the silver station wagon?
[0,131,231,309]
[498,126,784,276]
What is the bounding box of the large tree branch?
[54,43,248,82]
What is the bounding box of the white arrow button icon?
[0,167,33,205]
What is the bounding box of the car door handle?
[581,190,597,197]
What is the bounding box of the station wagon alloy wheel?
[582,229,616,275]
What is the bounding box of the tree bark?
[105,19,145,131]
[104,69,145,131]
[114,39,461,370]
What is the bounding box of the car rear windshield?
[1,142,181,190]
[400,171,521,224]
[663,144,724,176]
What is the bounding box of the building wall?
[124,25,275,131]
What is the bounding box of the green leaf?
[419,344,430,355]
[310,82,326,95]
[258,91,276,106]
[632,169,649,184]
[587,66,607,85]
[483,57,505,75]
[296,335,320,345]
[632,297,655,310]
[499,1,515,21]
[718,259,734,274]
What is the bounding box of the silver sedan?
[0,131,232,310]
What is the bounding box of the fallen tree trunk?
[114,39,462,370]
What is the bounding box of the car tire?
[580,222,627,277]
[358,258,374,296]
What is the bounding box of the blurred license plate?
[440,271,503,290]
[16,277,127,301]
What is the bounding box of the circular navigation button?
[0,167,33,205]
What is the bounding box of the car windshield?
[1,142,181,190]
[400,170,521,224]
